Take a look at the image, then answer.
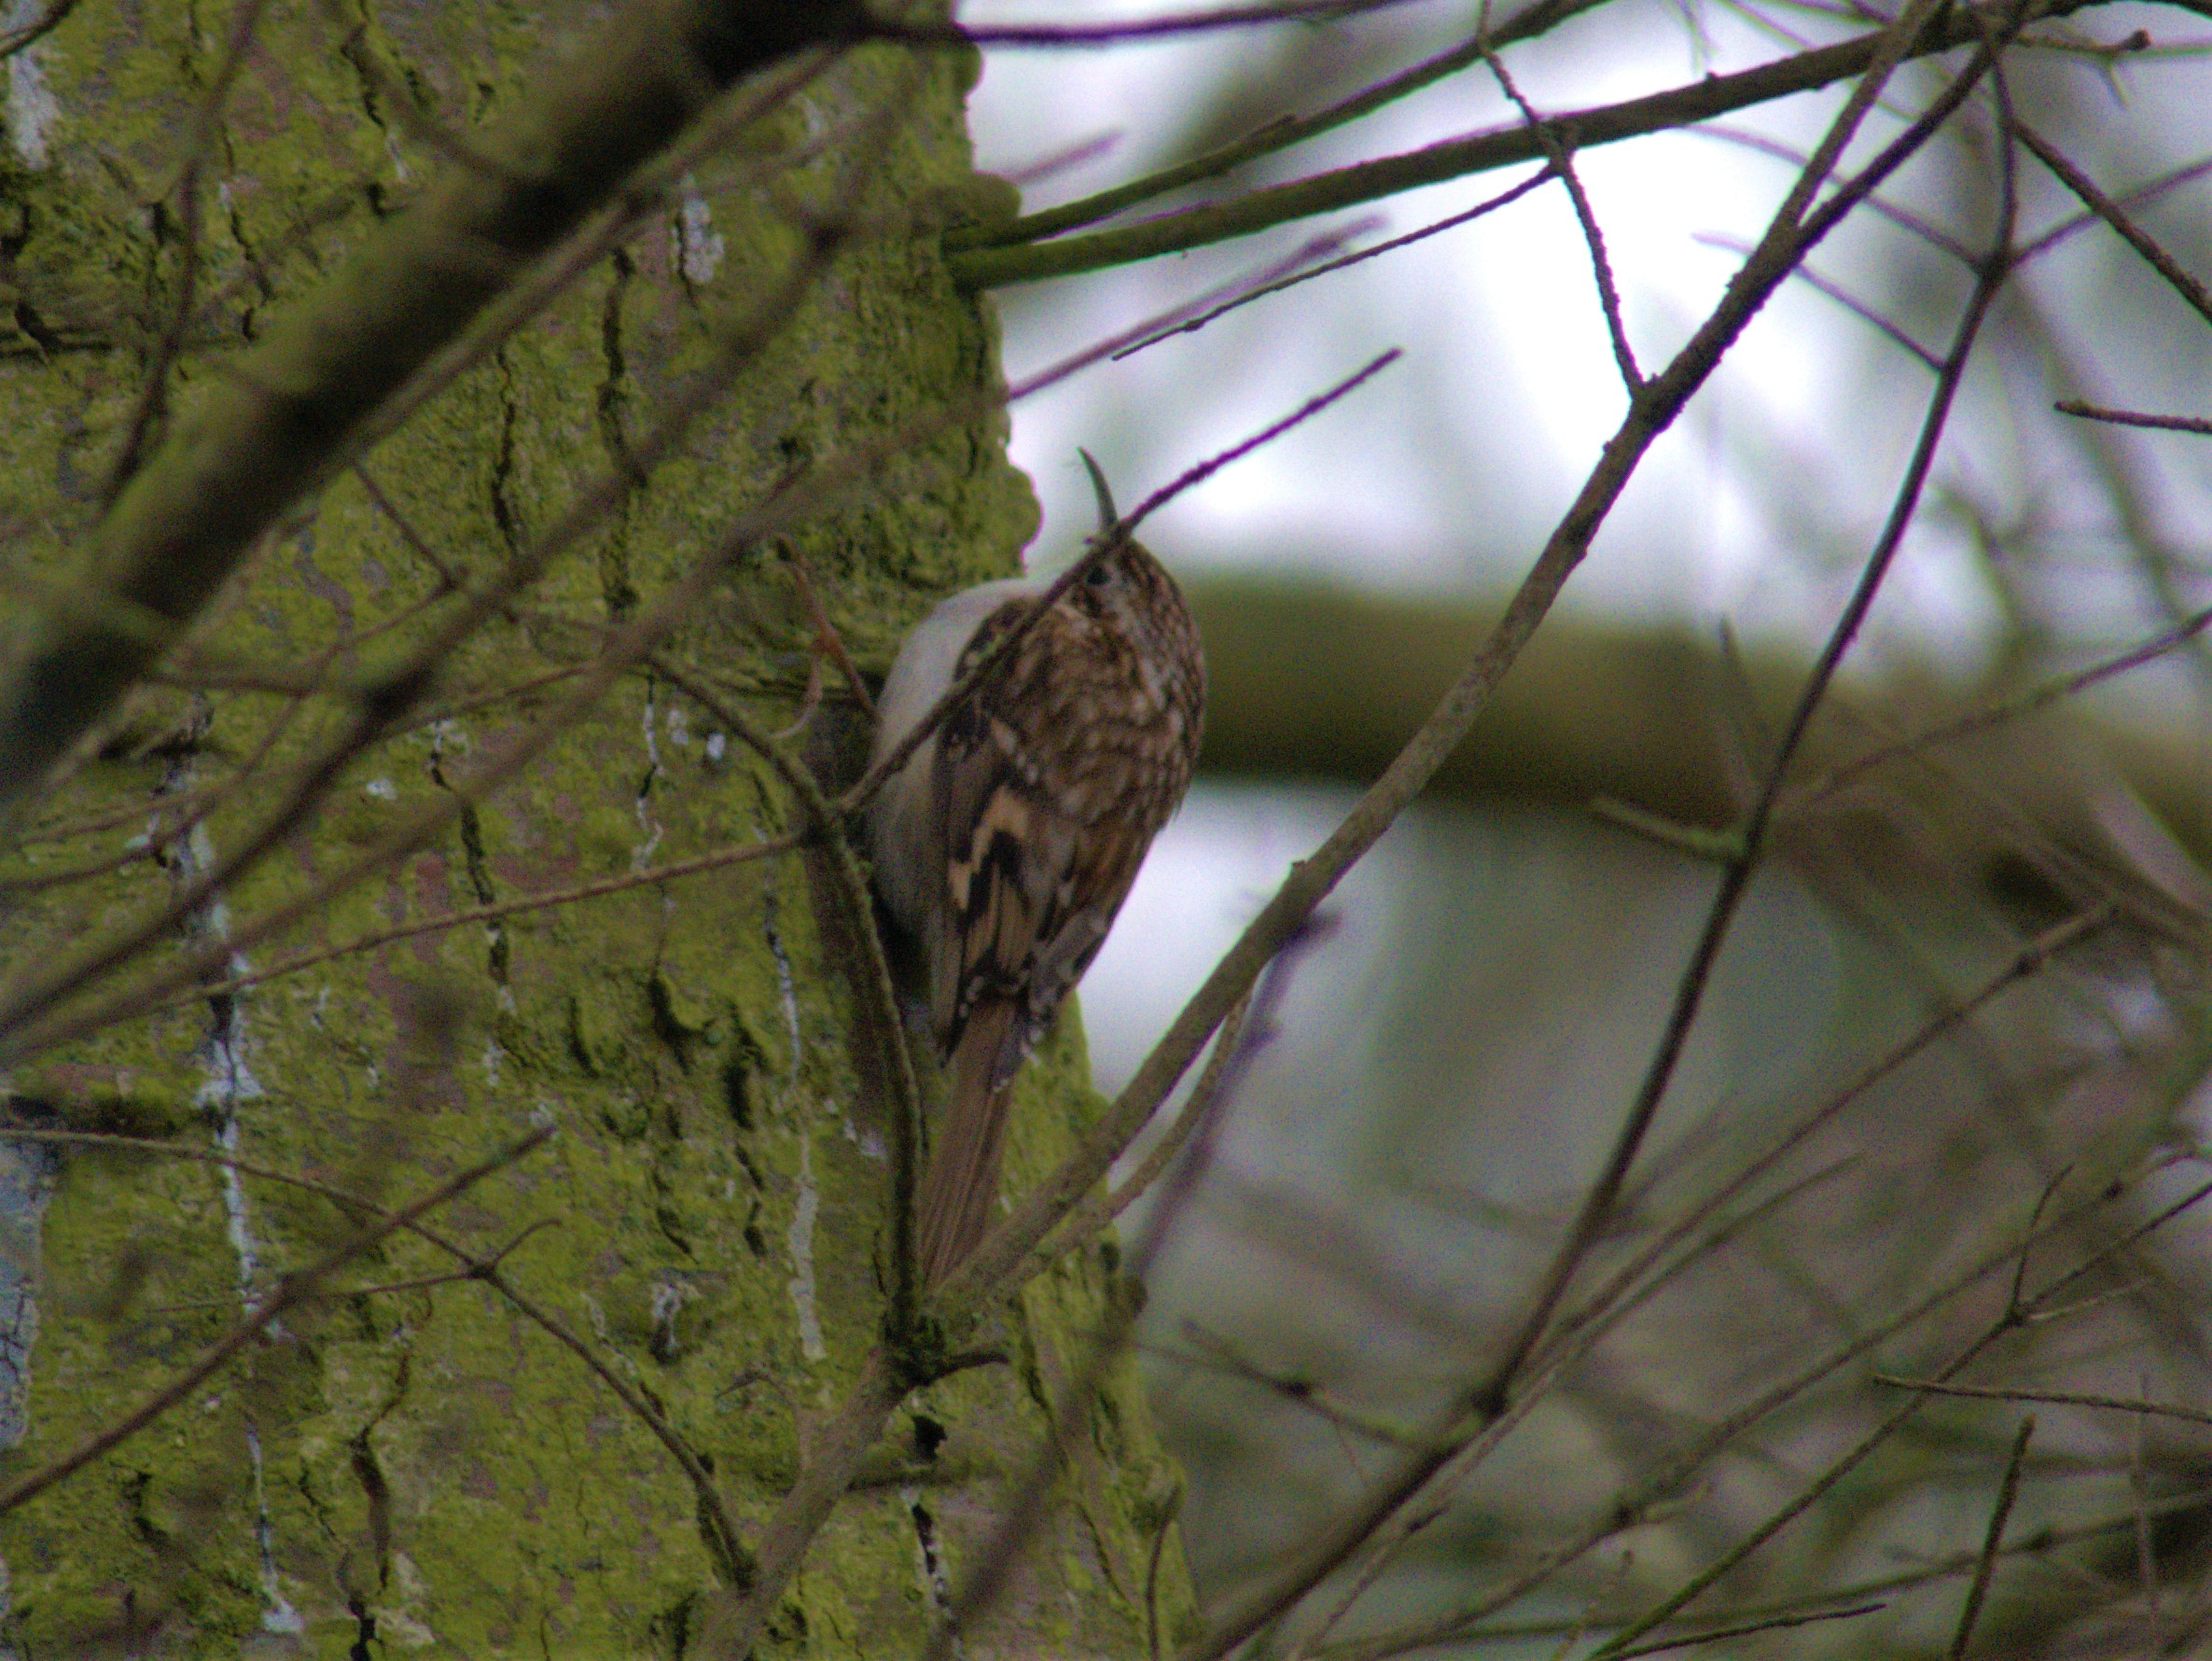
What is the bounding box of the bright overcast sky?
[965,1,2212,674]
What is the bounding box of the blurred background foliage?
[967,0,2212,1654]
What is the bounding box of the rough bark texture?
[0,4,1196,1654]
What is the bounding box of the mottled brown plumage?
[867,463,1204,1284]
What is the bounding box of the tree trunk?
[0,5,1195,1654]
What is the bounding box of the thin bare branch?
[0,0,77,60]
[1946,1417,2036,1661]
[1484,49,1642,392]
[1340,1173,2212,1661]
[2054,399,2212,436]
[1693,230,1944,369]
[0,1124,756,1587]
[840,351,1402,820]
[946,0,1609,250]
[1026,986,1259,1272]
[947,0,2088,286]
[1794,606,2212,804]
[152,828,811,1014]
[1469,0,2016,1431]
[648,656,926,1347]
[2018,149,2212,263]
[0,1126,551,1517]
[1610,1601,1887,1660]
[0,0,868,814]
[778,549,875,718]
[1111,217,1396,360]
[1148,26,2026,1649]
[99,0,271,507]
[1872,1377,2212,1428]
[2018,121,2212,330]
[903,0,1425,46]
[929,919,1325,1656]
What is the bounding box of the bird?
[866,454,1205,1285]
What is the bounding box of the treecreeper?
[867,454,1206,1283]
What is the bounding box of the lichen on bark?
[0,3,1197,1654]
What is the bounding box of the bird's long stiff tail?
[915,1003,1020,1286]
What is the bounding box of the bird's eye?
[1084,563,1114,588]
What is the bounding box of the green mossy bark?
[0,4,1196,1654]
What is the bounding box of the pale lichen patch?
[2,6,58,169]
[786,1127,828,1362]
[674,176,725,286]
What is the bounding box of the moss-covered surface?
[0,4,1196,1654]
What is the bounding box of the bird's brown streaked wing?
[1027,819,1148,1008]
[935,723,1037,1040]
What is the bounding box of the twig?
[946,0,2083,286]
[0,1126,551,1516]
[1347,1169,2146,1661]
[1471,0,2016,1434]
[1946,1417,2035,1661]
[1111,218,1395,360]
[648,657,926,1348]
[101,0,270,505]
[779,548,875,717]
[2018,149,2212,263]
[703,1349,907,1658]
[1307,1161,1922,1649]
[899,0,1426,48]
[1358,1485,2212,1658]
[839,351,1400,820]
[1336,1170,2205,1661]
[1587,795,1741,862]
[316,1220,556,1298]
[1160,1322,1431,1450]
[2025,1167,2212,1315]
[470,1258,756,1587]
[2133,1375,2162,1649]
[1309,907,2104,1646]
[1793,606,2212,804]
[1024,987,1259,1273]
[1692,121,1974,263]
[0,0,869,813]
[1584,1332,2036,1654]
[1610,1600,1886,1660]
[2054,400,2212,436]
[1000,129,1121,189]
[1870,1377,2212,1428]
[1165,29,2028,1646]
[0,1123,757,1587]
[1484,50,1642,392]
[352,462,464,592]
[151,829,811,1013]
[946,0,1607,250]
[0,655,583,903]
[926,919,1320,1660]
[2018,122,2212,330]
[0,0,78,60]
[2005,1165,2071,1324]
[1692,230,1943,370]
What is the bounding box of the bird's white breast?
[867,577,1038,933]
